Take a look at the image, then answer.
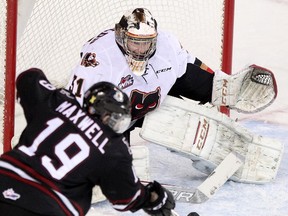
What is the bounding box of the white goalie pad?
[91,185,106,204]
[212,64,277,113]
[140,96,284,184]
[130,145,150,181]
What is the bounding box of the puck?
[187,213,200,216]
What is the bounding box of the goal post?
[0,0,234,154]
[0,0,17,153]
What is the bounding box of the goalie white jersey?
[67,29,194,122]
[67,28,277,127]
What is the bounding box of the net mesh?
[1,0,226,153]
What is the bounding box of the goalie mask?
[83,82,131,134]
[115,8,158,76]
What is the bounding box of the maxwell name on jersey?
[55,101,109,154]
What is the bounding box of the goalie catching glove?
[212,64,277,113]
[143,181,175,216]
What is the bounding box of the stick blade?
[190,151,244,203]
[190,188,209,203]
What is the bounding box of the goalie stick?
[161,151,244,204]
[190,151,244,203]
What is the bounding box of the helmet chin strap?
[126,55,147,76]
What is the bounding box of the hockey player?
[0,68,175,216]
[66,7,277,186]
[67,7,277,139]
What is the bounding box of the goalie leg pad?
[131,145,150,181]
[91,185,106,204]
[140,96,284,184]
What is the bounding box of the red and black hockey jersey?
[0,68,145,216]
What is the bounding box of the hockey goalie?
[140,64,283,185]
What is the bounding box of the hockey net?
[0,0,234,154]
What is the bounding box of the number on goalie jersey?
[0,68,175,216]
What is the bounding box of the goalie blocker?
[140,95,283,184]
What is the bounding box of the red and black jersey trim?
[0,155,84,216]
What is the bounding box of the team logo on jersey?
[118,75,134,89]
[81,52,99,67]
[3,188,21,200]
[130,87,161,120]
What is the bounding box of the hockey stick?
[161,151,244,204]
[190,151,244,203]
[163,184,195,204]
[171,210,180,216]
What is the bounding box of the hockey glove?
[212,64,277,113]
[143,181,175,216]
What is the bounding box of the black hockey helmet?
[83,82,131,133]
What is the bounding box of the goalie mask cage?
[0,0,234,154]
